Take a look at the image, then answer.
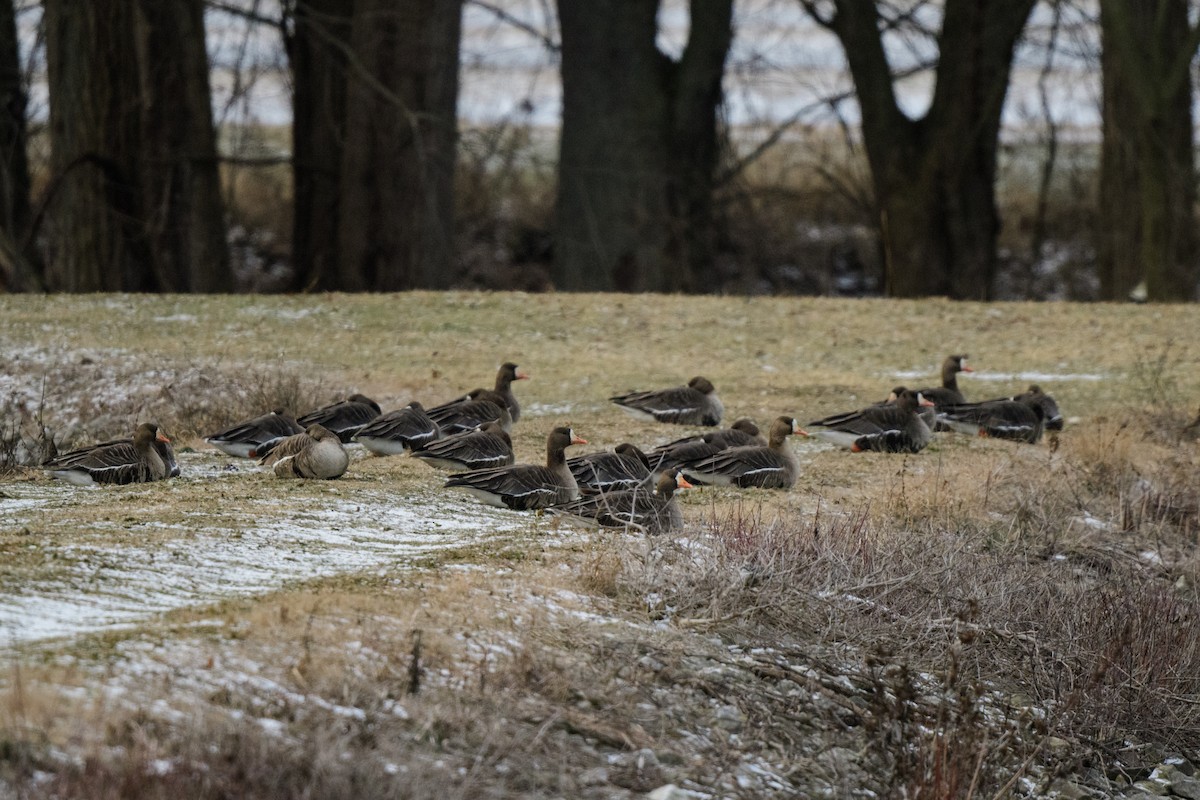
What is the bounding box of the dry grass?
[0,294,1198,797]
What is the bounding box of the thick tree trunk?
[1098,0,1198,302]
[336,0,461,291]
[290,0,352,291]
[820,0,1034,300]
[0,0,35,291]
[45,0,228,292]
[134,0,231,292]
[44,0,144,291]
[555,0,733,292]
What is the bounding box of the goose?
[567,443,652,494]
[681,416,803,489]
[493,362,529,423]
[610,376,723,426]
[938,395,1046,443]
[205,407,303,458]
[917,354,974,409]
[353,401,442,455]
[412,421,514,471]
[647,418,764,479]
[426,388,513,434]
[879,386,937,429]
[443,426,586,510]
[258,423,349,479]
[45,423,173,486]
[297,394,381,443]
[1007,385,1062,431]
[551,469,693,534]
[805,390,935,453]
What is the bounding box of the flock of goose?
[40,356,1063,534]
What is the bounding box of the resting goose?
[493,362,529,423]
[427,388,514,434]
[205,407,303,458]
[805,390,935,453]
[917,354,974,409]
[568,443,652,494]
[880,386,937,429]
[1013,385,1062,431]
[443,426,586,510]
[551,469,693,534]
[647,418,764,479]
[354,401,442,455]
[938,395,1046,443]
[610,376,723,426]
[681,416,803,489]
[412,421,514,471]
[258,423,349,479]
[45,423,173,486]
[297,394,381,443]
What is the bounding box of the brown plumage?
[206,407,304,458]
[45,423,173,486]
[260,423,350,479]
[444,426,586,510]
[297,394,381,443]
[610,376,724,426]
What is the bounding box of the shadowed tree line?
[0,0,1195,300]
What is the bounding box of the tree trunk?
[817,0,1035,299]
[44,0,228,292]
[0,0,36,291]
[335,0,461,291]
[555,0,733,292]
[290,0,352,291]
[1098,0,1198,301]
[133,0,231,292]
[45,0,144,291]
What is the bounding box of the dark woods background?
[0,0,1196,301]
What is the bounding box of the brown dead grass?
[1,294,1199,797]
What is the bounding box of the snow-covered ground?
[0,453,535,647]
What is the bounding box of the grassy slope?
[1,292,1198,798]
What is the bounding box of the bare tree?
[288,0,352,291]
[554,0,734,292]
[288,0,462,291]
[1098,0,1199,301]
[0,0,34,291]
[799,0,1036,299]
[43,0,230,291]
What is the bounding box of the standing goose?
[917,354,974,409]
[647,418,765,479]
[427,388,514,434]
[938,395,1046,443]
[551,469,694,534]
[610,376,724,426]
[443,426,587,510]
[412,421,514,471]
[205,408,304,458]
[681,416,804,489]
[258,423,349,479]
[297,394,381,443]
[568,443,652,494]
[354,401,442,455]
[45,423,173,486]
[805,390,935,453]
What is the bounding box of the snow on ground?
[0,452,535,648]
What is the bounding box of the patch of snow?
[891,369,1104,383]
[1139,550,1164,566]
[0,459,530,648]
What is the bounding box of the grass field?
[0,292,1198,798]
